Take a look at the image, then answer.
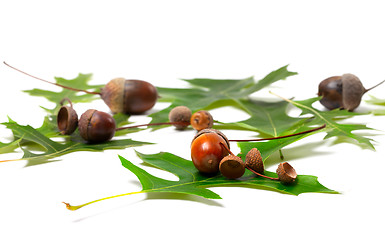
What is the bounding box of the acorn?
[190,110,213,131]
[3,62,158,114]
[100,78,158,114]
[318,73,385,111]
[57,99,78,135]
[245,148,264,174]
[78,109,116,143]
[276,162,297,184]
[168,106,192,130]
[191,128,230,174]
[219,155,245,179]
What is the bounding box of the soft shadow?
[72,191,222,223]
[144,192,223,207]
[211,182,294,196]
[329,135,379,150]
[264,141,331,167]
[72,197,144,223]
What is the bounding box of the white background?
[1,1,385,239]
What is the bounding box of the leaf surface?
[65,150,337,210]
[1,120,151,166]
[271,95,376,149]
[23,73,103,110]
[150,65,297,124]
[216,99,305,137]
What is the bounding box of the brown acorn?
[101,78,158,114]
[3,62,158,115]
[78,109,116,143]
[191,128,230,174]
[219,155,245,179]
[168,106,192,130]
[245,148,264,174]
[318,73,385,111]
[190,110,213,131]
[276,162,297,184]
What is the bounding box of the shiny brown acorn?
[190,129,230,174]
[4,62,158,114]
[78,109,116,143]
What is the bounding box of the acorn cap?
[192,128,230,149]
[100,78,125,114]
[78,109,96,141]
[168,106,192,130]
[341,73,365,111]
[219,155,245,179]
[276,162,297,184]
[57,105,78,135]
[245,148,264,174]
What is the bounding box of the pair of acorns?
[190,128,297,184]
[57,98,117,143]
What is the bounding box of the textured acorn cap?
[341,73,365,111]
[276,162,297,184]
[245,148,264,174]
[168,106,192,130]
[192,128,230,149]
[57,106,78,135]
[78,109,96,141]
[219,155,245,179]
[100,78,125,114]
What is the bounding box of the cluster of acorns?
[190,127,297,184]
[6,62,384,184]
[168,106,298,183]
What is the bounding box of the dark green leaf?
[0,120,151,166]
[64,150,336,210]
[150,65,297,125]
[216,99,305,137]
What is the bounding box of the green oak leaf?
[64,150,336,210]
[23,73,103,113]
[237,123,324,162]
[272,94,376,149]
[0,139,21,154]
[366,95,385,106]
[366,96,385,115]
[216,99,306,137]
[150,65,297,125]
[0,120,151,166]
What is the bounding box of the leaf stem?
[60,98,74,107]
[63,190,146,211]
[228,124,326,142]
[364,79,385,93]
[115,121,190,131]
[219,141,279,181]
[3,61,101,95]
[245,165,279,181]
